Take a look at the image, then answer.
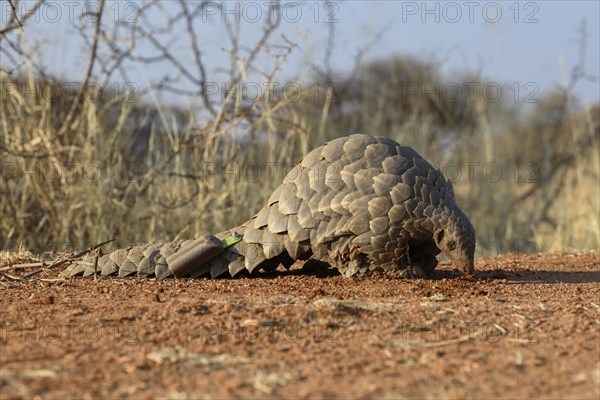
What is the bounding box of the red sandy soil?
[1,252,599,399]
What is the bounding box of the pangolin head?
[433,209,476,275]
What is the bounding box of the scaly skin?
[60,134,476,279]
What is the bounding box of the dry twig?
[1,239,114,279]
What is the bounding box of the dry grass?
[2,68,597,261]
[0,245,36,270]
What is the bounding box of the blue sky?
[11,1,600,106]
[292,0,600,104]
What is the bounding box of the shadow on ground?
[251,262,600,284]
[432,266,600,284]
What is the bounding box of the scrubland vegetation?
[1,1,598,261]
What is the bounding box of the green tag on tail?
[221,233,243,248]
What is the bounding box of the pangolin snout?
[456,260,474,276]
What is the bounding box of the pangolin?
[60,134,476,279]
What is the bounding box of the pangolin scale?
[60,134,476,279]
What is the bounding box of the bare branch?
[0,0,45,37]
[179,0,216,115]
[58,0,106,137]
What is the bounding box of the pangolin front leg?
[60,134,476,279]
